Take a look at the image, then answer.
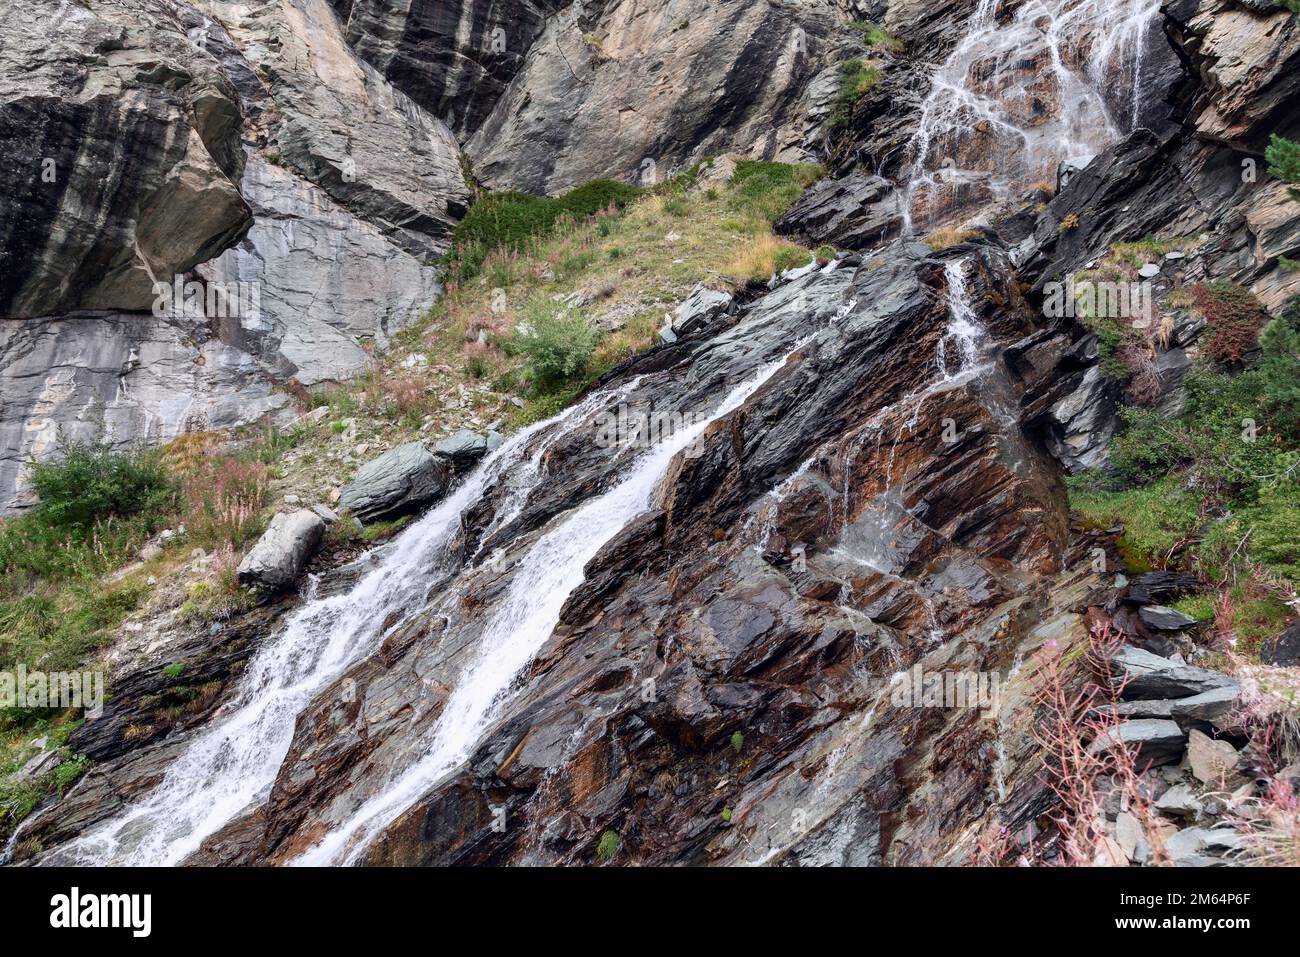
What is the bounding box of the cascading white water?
[43,388,624,866]
[900,0,1161,232]
[294,343,814,865]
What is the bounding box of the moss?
[596,829,620,861]
[1171,593,1216,622]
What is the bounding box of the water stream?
[41,390,619,865]
[900,0,1161,232]
[294,342,814,864]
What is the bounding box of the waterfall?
[900,0,1162,233]
[41,388,623,865]
[293,343,814,865]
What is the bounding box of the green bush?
[827,59,880,132]
[596,830,620,861]
[513,299,596,392]
[28,430,172,531]
[445,179,643,281]
[728,161,822,223]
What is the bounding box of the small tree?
[1267,134,1300,269]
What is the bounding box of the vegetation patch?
[444,179,643,282]
[1192,281,1271,366]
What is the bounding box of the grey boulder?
[673,286,734,336]
[237,510,325,591]
[1112,646,1236,700]
[340,442,452,522]
[1089,719,1187,766]
[1139,604,1198,630]
[434,430,489,468]
[1261,620,1300,666]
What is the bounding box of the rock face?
[0,0,469,512]
[237,510,327,591]
[352,0,850,193]
[339,442,452,522]
[342,0,563,139]
[0,0,252,317]
[776,173,904,251]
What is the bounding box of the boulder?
[775,172,905,251]
[673,286,734,336]
[16,749,63,780]
[339,442,452,522]
[1187,729,1244,788]
[1112,646,1236,700]
[435,430,489,468]
[1154,783,1203,819]
[237,510,325,591]
[1138,605,1197,630]
[1089,719,1187,766]
[1163,826,1217,866]
[1170,686,1240,727]
[1260,620,1300,666]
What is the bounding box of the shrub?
[827,59,879,132]
[28,430,172,531]
[1193,281,1270,366]
[596,830,620,861]
[513,299,596,392]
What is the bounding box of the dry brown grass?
[923,227,979,250]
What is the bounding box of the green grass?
[850,21,903,53]
[1067,474,1205,572]
[444,179,644,282]
[828,59,880,132]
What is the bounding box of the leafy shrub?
[596,830,620,861]
[28,431,172,531]
[513,299,596,392]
